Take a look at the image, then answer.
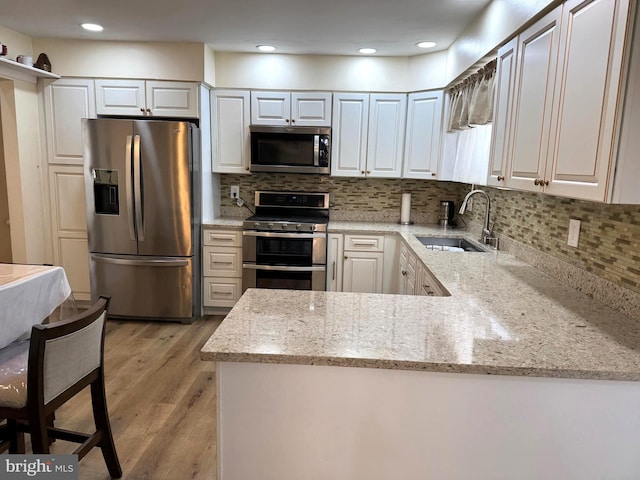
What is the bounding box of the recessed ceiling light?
[81,23,104,32]
[416,41,437,49]
[257,45,276,52]
[358,48,377,54]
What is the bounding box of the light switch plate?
[567,219,581,248]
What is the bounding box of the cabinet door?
[403,91,443,179]
[203,277,243,307]
[146,81,199,118]
[398,243,409,294]
[48,165,90,301]
[545,0,627,201]
[291,92,332,126]
[343,251,384,293]
[487,38,518,187]
[507,8,562,192]
[95,79,146,116]
[211,90,251,173]
[331,94,370,177]
[326,233,344,292]
[43,78,96,166]
[250,91,291,125]
[367,94,407,178]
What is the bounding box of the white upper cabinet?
[367,94,407,177]
[487,38,518,187]
[211,90,251,174]
[331,93,407,178]
[493,0,635,202]
[43,78,96,165]
[403,91,443,179]
[250,91,332,126]
[331,93,370,176]
[96,79,199,118]
[507,7,562,192]
[545,0,626,200]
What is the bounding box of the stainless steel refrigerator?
[82,118,201,322]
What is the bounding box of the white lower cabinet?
[343,234,385,293]
[202,228,243,308]
[326,233,344,292]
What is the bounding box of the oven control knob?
[311,225,316,232]
[267,223,274,229]
[295,224,302,230]
[281,223,288,230]
[254,222,260,229]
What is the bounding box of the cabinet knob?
[543,179,549,186]
[146,108,151,114]
[534,178,541,186]
[140,108,145,113]
[361,170,365,175]
[246,167,250,171]
[497,175,505,181]
[285,119,290,123]
[366,170,371,174]
[431,172,437,177]
[291,119,295,123]
[401,270,407,276]
[344,255,348,260]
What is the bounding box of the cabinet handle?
[543,179,549,186]
[534,179,541,186]
[332,261,336,281]
[497,175,505,181]
[212,261,233,265]
[211,235,233,241]
[402,270,407,276]
[212,291,233,295]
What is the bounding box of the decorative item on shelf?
[0,42,7,56]
[34,52,51,72]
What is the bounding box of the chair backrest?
[27,296,110,409]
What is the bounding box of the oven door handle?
[242,264,326,272]
[242,231,326,239]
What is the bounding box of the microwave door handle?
[125,135,136,241]
[133,134,144,242]
[313,134,320,167]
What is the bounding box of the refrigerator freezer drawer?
[90,254,193,320]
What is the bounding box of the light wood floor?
[44,315,223,479]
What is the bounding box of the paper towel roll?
[400,193,411,224]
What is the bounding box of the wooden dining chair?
[0,296,122,478]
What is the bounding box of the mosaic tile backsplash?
[218,173,640,300]
[462,187,640,297]
[219,174,466,224]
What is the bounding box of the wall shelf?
[0,57,60,83]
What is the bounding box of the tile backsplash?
[219,174,466,224]
[463,186,640,296]
[217,174,640,302]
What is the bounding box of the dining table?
[0,263,74,350]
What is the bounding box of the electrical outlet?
[230,185,239,199]
[466,197,473,212]
[567,218,581,248]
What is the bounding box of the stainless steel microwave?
[249,125,331,174]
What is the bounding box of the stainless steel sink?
[416,236,487,252]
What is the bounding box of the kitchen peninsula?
[201,223,640,480]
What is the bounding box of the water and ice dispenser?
[92,169,119,215]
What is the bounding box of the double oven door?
[243,231,326,291]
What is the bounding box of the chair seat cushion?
[0,339,29,409]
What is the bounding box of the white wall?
[0,25,34,60]
[445,0,556,83]
[31,38,206,81]
[213,52,416,92]
[203,44,216,87]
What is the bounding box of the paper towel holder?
[399,192,414,225]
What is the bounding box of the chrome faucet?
[459,189,491,244]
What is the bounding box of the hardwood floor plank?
[10,315,224,480]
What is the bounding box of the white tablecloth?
[0,264,72,349]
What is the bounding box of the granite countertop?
[201,220,640,381]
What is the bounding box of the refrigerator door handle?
[133,134,144,242]
[125,135,136,241]
[91,253,189,267]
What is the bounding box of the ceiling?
[0,0,492,57]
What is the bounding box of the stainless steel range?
[242,191,329,292]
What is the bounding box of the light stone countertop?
[201,220,640,381]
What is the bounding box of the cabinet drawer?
[203,246,242,276]
[203,277,243,307]
[344,234,384,252]
[203,229,242,247]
